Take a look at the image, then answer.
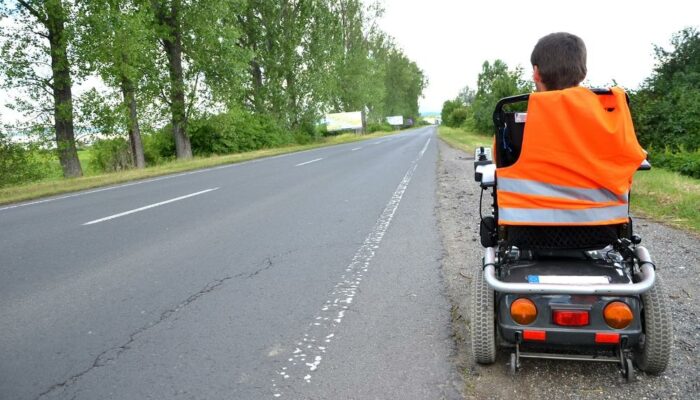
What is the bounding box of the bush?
[649,149,700,179]
[188,110,293,156]
[367,121,393,133]
[142,129,175,165]
[447,107,470,127]
[0,133,48,187]
[89,138,132,172]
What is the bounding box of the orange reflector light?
[511,298,537,325]
[552,310,589,326]
[595,332,620,344]
[603,301,633,329]
[523,330,546,341]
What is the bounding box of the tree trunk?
[120,77,145,169]
[46,1,82,178]
[161,0,191,159]
[250,59,264,112]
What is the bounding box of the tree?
[149,0,246,159]
[630,27,700,152]
[471,60,532,133]
[1,0,83,177]
[76,0,159,168]
[383,48,426,120]
[150,0,191,159]
[457,85,476,105]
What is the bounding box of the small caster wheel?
[623,358,635,382]
[509,352,518,376]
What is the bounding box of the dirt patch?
[436,139,700,399]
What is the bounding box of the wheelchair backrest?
[490,87,646,249]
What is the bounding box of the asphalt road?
[0,126,461,400]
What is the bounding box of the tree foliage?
[0,0,427,180]
[630,27,700,152]
[441,61,530,132]
[471,60,532,133]
[1,0,83,177]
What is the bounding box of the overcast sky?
[378,0,700,113]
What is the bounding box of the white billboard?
[325,111,364,132]
[386,115,404,126]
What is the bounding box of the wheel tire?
[635,274,672,374]
[471,267,497,364]
[509,352,518,376]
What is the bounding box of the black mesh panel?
[503,225,622,250]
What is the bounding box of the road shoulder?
[435,139,700,399]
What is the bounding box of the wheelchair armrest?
[474,146,494,184]
[638,159,651,171]
[475,164,496,187]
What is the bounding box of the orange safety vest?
[497,86,646,226]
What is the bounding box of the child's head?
[531,32,587,91]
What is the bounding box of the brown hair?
[531,32,587,90]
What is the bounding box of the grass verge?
[0,130,401,206]
[437,126,491,154]
[631,168,700,234]
[437,126,700,235]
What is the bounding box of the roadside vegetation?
[439,27,699,234]
[0,1,425,190]
[0,129,401,206]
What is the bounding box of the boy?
[493,32,646,226]
[530,32,587,92]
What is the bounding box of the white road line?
[0,130,421,213]
[351,147,362,151]
[82,187,219,225]
[271,137,431,397]
[0,145,334,212]
[295,158,323,167]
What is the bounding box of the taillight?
[523,330,546,341]
[510,298,537,325]
[595,332,620,344]
[552,310,589,326]
[604,301,633,329]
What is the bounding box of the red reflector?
[595,332,620,344]
[523,330,546,341]
[552,310,590,326]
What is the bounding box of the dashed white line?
[351,147,362,151]
[82,187,219,225]
[295,158,323,167]
[271,137,431,397]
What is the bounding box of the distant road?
[0,126,460,399]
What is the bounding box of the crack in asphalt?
[236,257,274,279]
[35,251,287,399]
[35,275,234,400]
[33,257,279,400]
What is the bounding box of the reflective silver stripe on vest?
[497,177,628,203]
[498,205,629,224]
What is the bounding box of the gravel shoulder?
[436,139,700,399]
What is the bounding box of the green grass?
[631,168,700,233]
[0,130,400,206]
[437,126,491,154]
[437,126,700,235]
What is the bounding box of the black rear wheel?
[635,274,672,374]
[471,267,497,364]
